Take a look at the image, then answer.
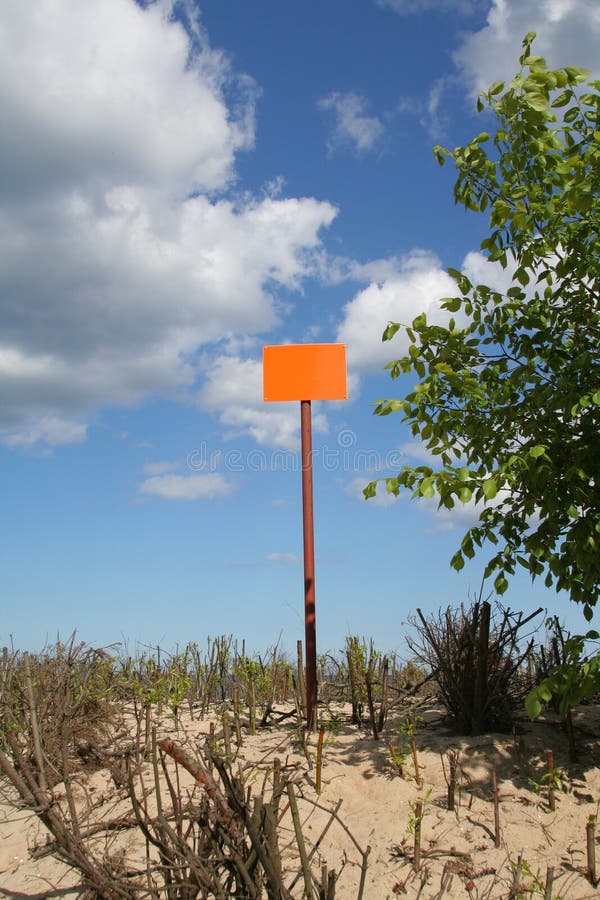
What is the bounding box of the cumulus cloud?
[391,77,458,142]
[423,78,451,141]
[198,355,328,450]
[421,486,514,534]
[0,0,337,448]
[2,414,87,449]
[318,92,385,156]
[345,475,401,506]
[376,0,479,14]
[455,0,600,95]
[388,1,599,142]
[336,249,512,375]
[399,440,439,466]
[142,460,178,476]
[266,552,300,564]
[139,472,233,501]
[336,251,456,373]
[0,0,252,203]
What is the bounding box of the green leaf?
[419,477,435,499]
[524,91,550,112]
[442,296,461,312]
[494,573,509,594]
[564,65,590,82]
[525,690,542,720]
[482,478,498,500]
[457,486,473,503]
[551,90,571,108]
[528,445,547,459]
[451,550,465,571]
[371,45,600,618]
[382,322,401,342]
[363,481,377,500]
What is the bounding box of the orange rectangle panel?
[263,343,347,401]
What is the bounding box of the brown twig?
[492,769,501,848]
[316,726,325,794]
[157,737,237,835]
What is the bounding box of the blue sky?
[2,0,599,656]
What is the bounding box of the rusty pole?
[300,399,317,730]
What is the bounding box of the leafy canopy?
[366,34,600,620]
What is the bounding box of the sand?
[1,698,600,899]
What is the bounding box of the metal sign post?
[263,344,347,730]
[300,398,316,729]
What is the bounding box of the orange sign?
[263,343,347,401]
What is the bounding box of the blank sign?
[263,344,347,401]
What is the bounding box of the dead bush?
[0,640,369,898]
[406,599,543,734]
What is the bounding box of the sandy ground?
[1,699,600,899]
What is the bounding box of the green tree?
[366,34,600,620]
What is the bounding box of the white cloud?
[198,355,328,450]
[376,0,479,14]
[392,77,457,142]
[454,0,600,96]
[390,1,600,141]
[422,487,512,534]
[2,414,87,449]
[318,92,385,156]
[0,1,337,448]
[423,78,451,141]
[320,254,407,286]
[422,498,483,534]
[142,460,178,476]
[345,475,400,506]
[336,250,457,373]
[1,0,253,201]
[267,552,300,564]
[336,249,512,375]
[139,472,233,501]
[399,440,439,466]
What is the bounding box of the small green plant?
[528,755,564,812]
[165,652,193,727]
[406,788,432,836]
[508,855,564,899]
[517,859,544,897]
[314,713,344,793]
[387,714,424,783]
[322,710,343,737]
[399,713,422,738]
[401,714,424,786]
[541,768,563,800]
[440,748,462,812]
[526,622,600,760]
[388,740,408,778]
[407,789,432,874]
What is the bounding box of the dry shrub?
[0,639,368,899]
[407,599,543,734]
[1,636,120,785]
